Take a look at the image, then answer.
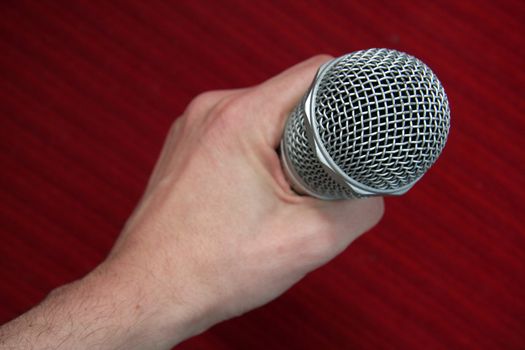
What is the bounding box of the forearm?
[0,263,197,350]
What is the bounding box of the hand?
[0,55,383,349]
[107,54,384,344]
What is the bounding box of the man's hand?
[0,55,383,349]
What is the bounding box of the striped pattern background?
[1,1,524,349]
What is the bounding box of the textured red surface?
[1,1,524,349]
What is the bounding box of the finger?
[312,197,385,257]
[242,54,334,148]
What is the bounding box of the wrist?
[91,257,214,348]
[0,262,190,350]
[54,266,177,349]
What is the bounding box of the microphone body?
[281,49,450,200]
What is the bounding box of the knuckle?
[170,114,192,138]
[312,53,334,63]
[305,54,334,67]
[185,90,237,119]
[184,90,246,130]
[194,90,220,105]
[300,215,339,257]
[296,228,340,266]
[367,197,385,227]
[168,117,183,136]
[206,94,246,128]
[185,91,218,116]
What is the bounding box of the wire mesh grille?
[283,96,357,198]
[283,48,450,199]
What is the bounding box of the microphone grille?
[285,95,357,198]
[283,49,450,199]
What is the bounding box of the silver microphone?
[281,48,450,200]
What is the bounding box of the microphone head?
[282,48,451,200]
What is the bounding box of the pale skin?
[0,55,384,349]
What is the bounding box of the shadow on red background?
[1,1,523,349]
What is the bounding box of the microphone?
[281,48,450,200]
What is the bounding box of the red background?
[1,1,524,349]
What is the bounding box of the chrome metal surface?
[282,48,450,200]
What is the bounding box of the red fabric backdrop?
[1,1,524,349]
